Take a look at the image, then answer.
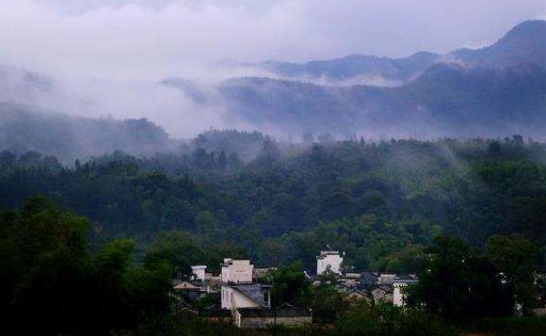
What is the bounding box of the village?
[173,247,418,329]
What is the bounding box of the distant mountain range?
[1,20,546,160]
[261,51,439,86]
[448,20,546,69]
[209,20,546,137]
[219,62,546,137]
[254,20,546,85]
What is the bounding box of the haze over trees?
[1,13,546,336]
[1,131,546,273]
[2,21,546,151]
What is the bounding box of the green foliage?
[333,303,457,336]
[407,237,515,322]
[278,215,436,271]
[2,135,546,274]
[0,197,172,336]
[270,262,311,306]
[144,231,206,276]
[306,281,349,324]
[144,230,250,276]
[469,316,546,336]
[486,235,540,314]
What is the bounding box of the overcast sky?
[1,0,545,79]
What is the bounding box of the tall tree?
[486,235,540,315]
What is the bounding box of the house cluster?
[307,248,418,307]
[173,249,418,329]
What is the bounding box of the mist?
[0,0,546,141]
[2,0,545,79]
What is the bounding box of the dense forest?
[1,168,545,336]
[1,130,545,272]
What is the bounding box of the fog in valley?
[1,0,546,162]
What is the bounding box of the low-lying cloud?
[2,0,546,79]
[0,0,545,138]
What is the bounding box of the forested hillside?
[208,21,546,136]
[1,131,545,270]
[218,61,546,136]
[0,104,176,163]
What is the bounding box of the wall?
[393,283,407,307]
[222,260,254,284]
[239,316,313,329]
[221,286,261,310]
[317,253,343,275]
[191,266,206,281]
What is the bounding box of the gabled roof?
[174,282,200,290]
[372,284,394,294]
[346,288,368,297]
[392,274,419,284]
[231,284,271,308]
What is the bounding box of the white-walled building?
[393,284,407,306]
[221,259,259,310]
[221,284,271,310]
[392,275,418,306]
[221,259,254,284]
[316,249,344,275]
[191,265,207,282]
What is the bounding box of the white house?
[191,265,207,282]
[221,284,271,310]
[316,249,344,275]
[221,259,258,310]
[392,275,418,306]
[221,259,254,284]
[392,284,407,306]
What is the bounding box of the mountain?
[0,104,175,163]
[219,63,546,137]
[261,51,440,86]
[258,20,546,86]
[2,19,545,150]
[214,20,546,137]
[448,20,546,68]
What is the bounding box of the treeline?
[1,132,546,269]
[0,198,450,336]
[0,105,176,163]
[0,197,172,336]
[1,198,544,336]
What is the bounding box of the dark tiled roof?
[392,274,419,284]
[360,271,379,285]
[231,284,271,308]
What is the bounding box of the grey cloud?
[1,0,545,79]
[0,0,545,139]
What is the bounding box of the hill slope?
[219,63,546,137]
[0,104,175,163]
[449,20,546,68]
[262,52,440,85]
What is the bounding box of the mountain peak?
[448,20,546,68]
[495,20,546,49]
[505,20,546,38]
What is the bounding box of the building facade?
[221,259,254,284]
[316,250,344,275]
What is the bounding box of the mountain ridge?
[219,62,546,137]
[255,20,546,85]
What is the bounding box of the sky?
[1,0,546,80]
[1,0,546,139]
